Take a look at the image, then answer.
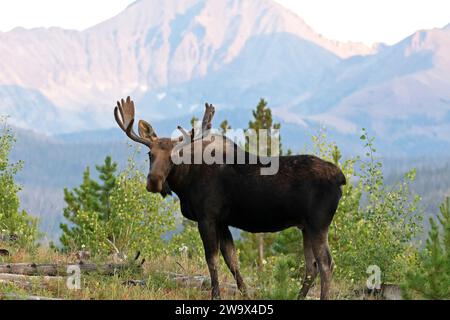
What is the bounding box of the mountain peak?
[88,0,372,59]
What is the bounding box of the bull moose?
[114,97,346,300]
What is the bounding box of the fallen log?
[0,293,63,300]
[0,273,64,283]
[0,262,135,276]
[0,273,64,290]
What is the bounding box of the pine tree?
[403,197,450,299]
[96,156,117,221]
[60,156,118,250]
[220,120,231,135]
[191,116,199,129]
[246,98,281,156]
[242,99,281,268]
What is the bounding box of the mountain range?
[1,0,449,157]
[1,0,450,240]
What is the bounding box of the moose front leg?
[198,220,221,299]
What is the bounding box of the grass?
[0,246,366,300]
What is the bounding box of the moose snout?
[147,174,163,193]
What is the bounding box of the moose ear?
[138,120,157,142]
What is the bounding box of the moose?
[114,97,346,300]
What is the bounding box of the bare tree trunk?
[258,234,264,269]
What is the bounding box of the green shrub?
[168,219,204,259]
[316,129,422,284]
[60,153,177,257]
[239,128,422,291]
[259,255,300,300]
[0,118,39,248]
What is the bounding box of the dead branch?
[0,292,63,300]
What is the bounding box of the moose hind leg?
[298,230,319,299]
[219,226,247,296]
[198,220,221,299]
[311,230,334,300]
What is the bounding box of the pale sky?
[0,0,449,45]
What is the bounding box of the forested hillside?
[9,123,449,242]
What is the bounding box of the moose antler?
[177,103,216,143]
[201,103,215,133]
[177,125,191,141]
[114,96,155,147]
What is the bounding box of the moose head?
[114,96,215,196]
